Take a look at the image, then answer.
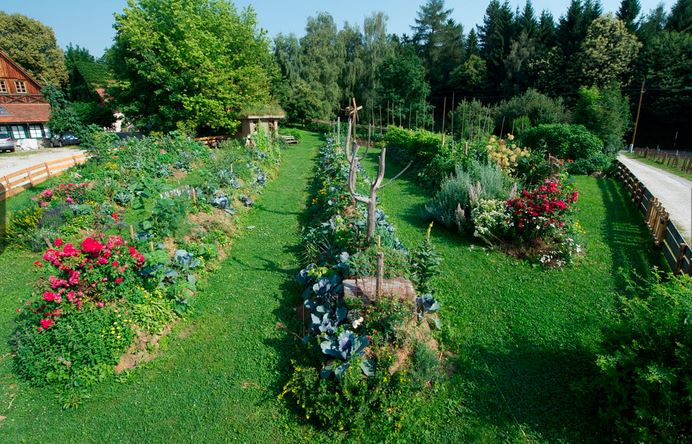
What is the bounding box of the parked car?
[51,132,80,147]
[0,132,15,153]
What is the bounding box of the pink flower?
[115,277,124,285]
[40,201,48,208]
[96,301,105,308]
[60,243,78,257]
[81,237,104,255]
[68,270,81,286]
[43,291,57,302]
[54,238,64,247]
[39,319,54,329]
[66,197,74,204]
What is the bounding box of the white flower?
[353,317,364,329]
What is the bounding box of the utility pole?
[630,78,646,152]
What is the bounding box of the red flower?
[54,238,64,247]
[61,243,78,257]
[115,277,124,284]
[111,212,119,221]
[43,291,57,302]
[39,319,54,329]
[81,237,104,255]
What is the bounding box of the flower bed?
[280,140,444,432]
[8,130,285,388]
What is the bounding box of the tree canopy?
[108,0,275,135]
[0,12,68,87]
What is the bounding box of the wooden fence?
[615,160,691,274]
[633,148,692,173]
[0,153,88,201]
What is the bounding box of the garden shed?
[237,105,285,139]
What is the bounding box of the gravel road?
[0,148,84,178]
[618,154,692,243]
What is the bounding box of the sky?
[1,0,672,57]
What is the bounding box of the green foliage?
[411,224,442,293]
[565,154,615,176]
[109,0,274,134]
[574,85,630,152]
[521,124,604,160]
[578,14,641,87]
[597,271,692,443]
[494,89,571,130]
[12,305,134,387]
[425,161,512,231]
[378,47,430,121]
[0,12,68,86]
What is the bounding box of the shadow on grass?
[456,335,601,442]
[596,178,661,288]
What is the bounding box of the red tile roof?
[0,103,51,124]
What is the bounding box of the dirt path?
[618,154,692,243]
[0,148,84,177]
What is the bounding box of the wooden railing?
[615,160,691,274]
[633,148,692,173]
[0,153,88,201]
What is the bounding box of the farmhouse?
[0,51,52,147]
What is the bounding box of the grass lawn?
[0,131,325,442]
[361,149,662,442]
[623,152,692,181]
[0,134,661,442]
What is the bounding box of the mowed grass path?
[0,132,323,442]
[363,149,660,443]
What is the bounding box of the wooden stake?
[379,105,383,134]
[464,141,469,156]
[376,235,383,298]
[450,92,455,139]
[337,116,341,146]
[461,101,466,140]
[149,241,154,252]
[192,188,197,205]
[129,224,135,242]
[441,96,447,146]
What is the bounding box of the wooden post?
[337,116,341,146]
[441,96,447,146]
[149,241,154,252]
[376,236,383,298]
[129,224,135,242]
[26,168,33,187]
[192,188,197,206]
[461,101,466,140]
[450,92,455,139]
[630,78,646,151]
[379,105,383,134]
[368,123,372,148]
[464,141,469,156]
[44,162,51,177]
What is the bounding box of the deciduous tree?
[109,0,274,134]
[0,12,67,87]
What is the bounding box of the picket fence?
[0,153,88,201]
[615,160,691,274]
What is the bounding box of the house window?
[0,80,7,93]
[11,125,26,139]
[0,125,8,136]
[28,124,44,139]
[14,80,27,94]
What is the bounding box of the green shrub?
[494,89,571,130]
[521,124,603,160]
[12,304,134,387]
[425,161,512,231]
[573,85,630,154]
[597,272,692,443]
[566,154,615,175]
